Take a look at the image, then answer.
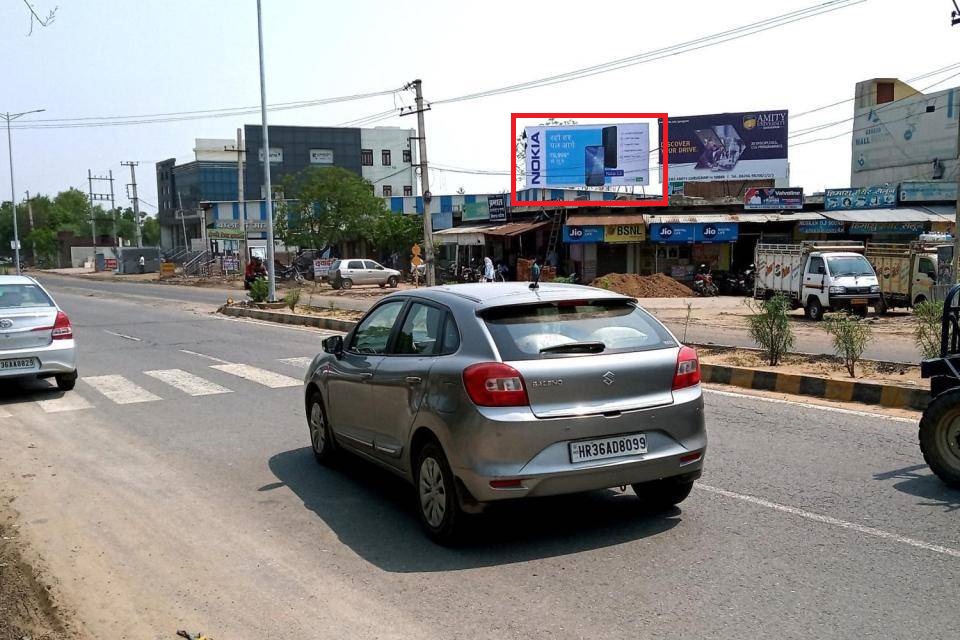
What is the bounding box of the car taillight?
[673,345,700,390]
[51,311,73,340]
[463,362,529,407]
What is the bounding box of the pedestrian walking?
[138,255,146,274]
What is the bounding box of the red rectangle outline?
[511,112,668,208]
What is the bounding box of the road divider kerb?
[218,305,355,333]
[700,363,928,411]
[218,305,929,411]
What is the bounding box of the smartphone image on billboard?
[585,145,605,186]
[602,126,618,168]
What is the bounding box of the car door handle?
[405,376,422,384]
[358,373,373,381]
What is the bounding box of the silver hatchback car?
[303,282,706,542]
[0,275,78,390]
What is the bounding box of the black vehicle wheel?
[854,305,868,318]
[307,392,336,465]
[330,278,342,290]
[340,278,353,290]
[632,477,695,512]
[388,275,399,288]
[876,296,888,316]
[915,294,928,306]
[805,297,824,321]
[918,388,960,488]
[414,441,463,544]
[55,371,77,392]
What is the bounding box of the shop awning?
[565,214,648,226]
[821,208,932,223]
[735,212,825,222]
[482,220,551,237]
[432,224,500,245]
[918,205,957,222]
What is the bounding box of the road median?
[219,305,928,411]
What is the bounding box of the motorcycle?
[693,265,719,297]
[276,263,306,284]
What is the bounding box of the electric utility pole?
[25,190,35,264]
[256,0,277,302]
[121,161,142,247]
[400,79,435,286]
[3,109,44,275]
[87,171,116,271]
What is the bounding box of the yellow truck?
[864,242,941,314]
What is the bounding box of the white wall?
[195,138,243,162]
[360,127,416,197]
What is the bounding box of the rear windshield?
[482,300,676,361]
[0,284,54,309]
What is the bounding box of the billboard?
[798,219,843,234]
[487,194,507,222]
[899,181,957,202]
[649,222,738,243]
[563,225,605,244]
[666,110,788,182]
[744,187,803,210]
[824,186,897,210]
[524,123,650,188]
[852,87,958,176]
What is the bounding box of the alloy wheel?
[419,456,446,528]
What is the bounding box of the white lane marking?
[144,369,232,396]
[0,406,12,418]
[698,484,960,559]
[82,375,161,404]
[178,349,232,364]
[210,364,301,389]
[104,330,142,342]
[279,357,314,369]
[703,387,916,424]
[37,393,94,413]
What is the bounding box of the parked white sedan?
[0,275,77,390]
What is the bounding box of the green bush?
[914,300,944,360]
[745,294,795,366]
[284,288,301,312]
[248,279,269,303]
[823,312,872,377]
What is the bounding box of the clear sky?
[2,0,958,214]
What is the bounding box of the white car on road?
[0,275,78,390]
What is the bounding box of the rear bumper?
[449,387,707,503]
[0,340,77,379]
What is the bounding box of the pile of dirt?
[590,273,695,298]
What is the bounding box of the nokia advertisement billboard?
[524,123,650,189]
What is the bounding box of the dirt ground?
[0,499,74,640]
[591,273,695,298]
[698,345,922,386]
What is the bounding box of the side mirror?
[323,335,344,358]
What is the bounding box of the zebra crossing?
[0,357,313,416]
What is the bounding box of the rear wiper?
[539,341,606,354]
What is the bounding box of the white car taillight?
[673,345,701,390]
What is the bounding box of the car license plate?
[0,357,37,371]
[851,298,867,305]
[570,433,647,463]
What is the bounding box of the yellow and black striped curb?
[219,305,355,333]
[701,363,928,411]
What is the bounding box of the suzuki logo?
[602,371,615,386]
[0,319,11,329]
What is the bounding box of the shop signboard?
[461,200,489,221]
[798,219,844,234]
[487,194,507,223]
[313,258,335,277]
[824,186,897,210]
[898,181,957,202]
[665,110,788,182]
[604,223,646,243]
[222,256,240,272]
[697,222,738,243]
[207,228,245,240]
[309,149,334,165]
[848,222,925,235]
[563,225,604,244]
[524,123,650,188]
[649,222,738,243]
[744,187,803,210]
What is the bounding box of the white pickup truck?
[864,242,941,314]
[754,241,881,320]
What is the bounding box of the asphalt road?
[1,279,957,639]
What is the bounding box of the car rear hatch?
[0,307,58,351]
[480,299,681,418]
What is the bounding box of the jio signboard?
[563,225,605,244]
[649,222,738,243]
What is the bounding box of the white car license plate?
[0,357,37,371]
[570,433,647,463]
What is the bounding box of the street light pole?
[256,0,277,302]
[2,108,44,276]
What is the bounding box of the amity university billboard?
[523,123,651,188]
[666,110,788,182]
